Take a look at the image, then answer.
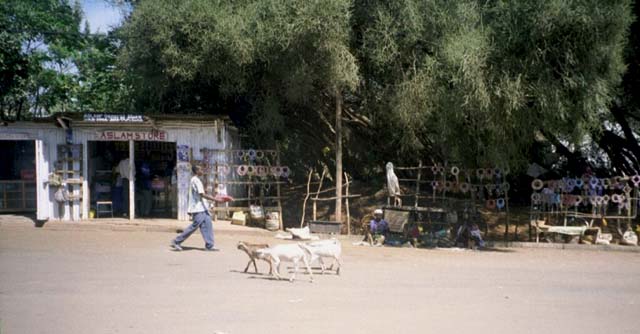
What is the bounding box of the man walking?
[171,165,231,251]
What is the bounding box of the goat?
[237,241,273,275]
[255,243,314,282]
[299,239,342,275]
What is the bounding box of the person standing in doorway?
[117,155,135,217]
[171,165,232,251]
[138,156,153,217]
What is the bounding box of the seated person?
[407,224,422,247]
[455,222,485,249]
[366,209,389,246]
[468,223,485,248]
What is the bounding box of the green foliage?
[119,0,358,109]
[118,0,633,173]
[2,0,634,177]
[355,0,632,170]
[0,0,132,118]
[75,32,134,113]
[0,0,83,118]
[119,0,359,171]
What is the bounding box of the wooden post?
[300,169,313,227]
[511,193,517,241]
[129,140,135,221]
[313,200,317,221]
[82,142,89,220]
[432,166,437,202]
[275,149,283,230]
[345,172,350,235]
[504,192,510,244]
[35,139,47,221]
[415,160,422,207]
[335,88,343,223]
[313,168,326,222]
[441,165,446,203]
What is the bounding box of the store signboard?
[84,113,144,123]
[0,132,34,140]
[96,130,167,141]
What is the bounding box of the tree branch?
[342,107,371,129]
[315,105,335,134]
[540,129,587,172]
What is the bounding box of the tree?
[353,0,633,172]
[120,0,359,220]
[118,0,634,186]
[0,0,83,119]
[592,0,640,176]
[75,30,134,113]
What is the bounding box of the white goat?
[256,243,314,282]
[299,239,342,275]
[237,241,272,275]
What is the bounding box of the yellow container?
[231,211,246,226]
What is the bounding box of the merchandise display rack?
[56,144,83,220]
[197,148,286,230]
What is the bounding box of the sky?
[80,0,128,34]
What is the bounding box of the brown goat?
[237,241,273,274]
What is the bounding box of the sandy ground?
[1,223,639,334]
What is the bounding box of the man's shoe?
[171,240,183,251]
[204,247,221,252]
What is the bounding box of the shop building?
[0,113,238,222]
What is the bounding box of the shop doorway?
[87,141,177,219]
[87,141,129,218]
[0,140,36,213]
[134,141,177,218]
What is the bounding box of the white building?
[0,113,238,222]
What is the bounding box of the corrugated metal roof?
[29,112,232,127]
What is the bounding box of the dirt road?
[1,224,639,334]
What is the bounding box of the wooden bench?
[530,219,598,243]
[385,209,411,233]
[308,220,342,234]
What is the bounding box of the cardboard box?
[231,211,246,226]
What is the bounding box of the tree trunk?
[16,98,24,121]
[598,130,640,175]
[607,106,640,174]
[541,129,588,175]
[335,88,343,224]
[33,89,40,117]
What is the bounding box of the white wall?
[1,123,65,220]
[78,122,231,221]
[1,120,233,221]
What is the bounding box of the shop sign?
[84,113,144,123]
[0,132,33,140]
[96,130,167,141]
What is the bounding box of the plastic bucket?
[265,218,279,231]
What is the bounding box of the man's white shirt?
[188,175,208,213]
[117,158,135,180]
